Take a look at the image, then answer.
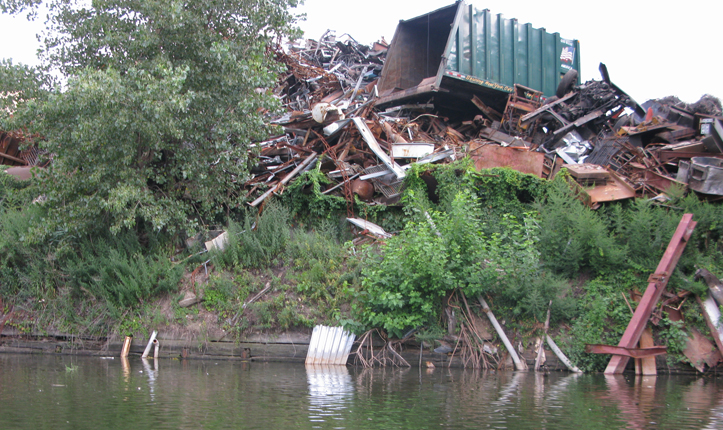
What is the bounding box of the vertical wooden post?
[636,327,657,375]
[632,291,657,376]
[120,336,132,358]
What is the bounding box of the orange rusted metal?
[603,213,696,374]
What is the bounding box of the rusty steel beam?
[604,213,696,374]
[586,344,667,358]
[640,169,687,194]
[0,151,27,165]
[657,151,723,164]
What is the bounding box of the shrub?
[359,188,563,337]
[63,232,183,307]
[536,178,627,277]
[212,201,290,269]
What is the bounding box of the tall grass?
[212,201,290,269]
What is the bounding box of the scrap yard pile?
[243,28,723,215]
[3,2,722,216]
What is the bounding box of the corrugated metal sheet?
[305,325,355,365]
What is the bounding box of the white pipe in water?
[142,331,158,358]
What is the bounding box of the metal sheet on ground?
[469,142,545,177]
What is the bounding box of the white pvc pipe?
[546,335,583,373]
[142,331,158,358]
[478,296,527,371]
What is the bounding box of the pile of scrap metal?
[274,30,388,115]
[0,130,42,180]
[245,2,723,217]
[514,65,723,208]
[247,33,466,213]
[248,42,723,219]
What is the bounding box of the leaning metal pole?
[604,213,696,374]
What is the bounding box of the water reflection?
[306,365,353,428]
[1,354,722,430]
[705,385,723,430]
[599,374,723,430]
[140,358,158,401]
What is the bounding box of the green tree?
[1,0,300,239]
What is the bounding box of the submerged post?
[535,301,552,371]
[546,335,582,373]
[121,336,132,358]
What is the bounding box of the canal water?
[1,353,722,429]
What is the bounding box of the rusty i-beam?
[604,213,697,374]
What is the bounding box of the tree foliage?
[1,0,300,239]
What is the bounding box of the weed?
[212,201,290,270]
[63,231,183,307]
[659,316,692,364]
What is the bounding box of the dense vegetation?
[1,160,723,371]
[2,1,723,372]
[1,0,300,238]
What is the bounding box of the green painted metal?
[378,1,580,99]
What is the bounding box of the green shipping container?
[377,1,581,112]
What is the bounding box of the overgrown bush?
[563,271,644,372]
[359,186,565,337]
[536,178,627,277]
[402,161,548,237]
[283,167,405,232]
[285,225,356,324]
[0,174,61,300]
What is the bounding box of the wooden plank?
[696,295,723,356]
[638,328,657,375]
[604,214,696,374]
[633,292,657,376]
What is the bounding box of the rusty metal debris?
[0,130,43,179]
[585,344,667,359]
[236,3,723,219]
[3,3,720,227]
[588,213,697,374]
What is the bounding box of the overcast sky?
[2,0,721,105]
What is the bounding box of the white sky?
[2,0,721,105]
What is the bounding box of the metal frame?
[603,213,697,374]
